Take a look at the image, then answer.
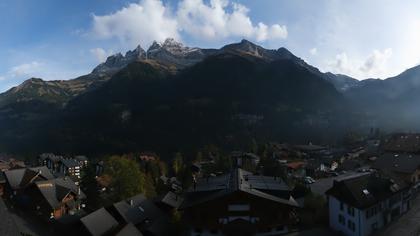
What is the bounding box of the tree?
[195,151,203,163]
[80,163,101,210]
[144,173,157,198]
[172,152,184,177]
[105,155,145,201]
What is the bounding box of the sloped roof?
[116,223,143,236]
[35,177,85,209]
[111,194,171,236]
[4,166,54,190]
[159,191,183,209]
[113,194,164,226]
[372,153,420,174]
[325,172,408,209]
[60,159,80,168]
[383,133,420,153]
[0,198,20,236]
[180,168,297,209]
[75,155,88,161]
[81,207,119,236]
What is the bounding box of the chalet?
[3,166,85,220]
[38,153,62,173]
[29,177,86,220]
[3,166,54,197]
[59,159,82,179]
[75,155,88,167]
[180,168,299,236]
[0,158,25,171]
[371,153,420,185]
[326,173,410,236]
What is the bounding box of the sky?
[1,0,420,91]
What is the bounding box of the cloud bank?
[328,48,393,79]
[91,0,287,47]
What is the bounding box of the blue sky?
[1,0,420,91]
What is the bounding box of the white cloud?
[91,0,287,47]
[309,48,317,55]
[91,0,179,47]
[90,48,114,63]
[360,48,392,74]
[9,61,43,78]
[177,0,287,42]
[328,49,393,79]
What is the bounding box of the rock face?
[92,38,216,75]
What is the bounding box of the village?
[1,131,420,236]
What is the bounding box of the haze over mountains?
[1,39,420,156]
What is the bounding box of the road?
[375,194,420,236]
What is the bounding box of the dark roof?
[75,155,88,161]
[0,198,20,236]
[39,153,62,162]
[35,177,86,209]
[159,191,183,209]
[383,133,420,153]
[294,144,327,152]
[113,194,165,225]
[80,207,119,236]
[4,166,54,190]
[112,194,170,236]
[325,172,409,209]
[180,168,297,209]
[372,153,420,174]
[116,223,143,236]
[60,159,80,168]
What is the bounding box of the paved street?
[375,195,420,236]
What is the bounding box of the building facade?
[327,173,410,236]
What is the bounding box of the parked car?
[304,176,316,184]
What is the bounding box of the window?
[372,222,378,231]
[347,206,355,217]
[338,214,345,225]
[348,220,355,232]
[340,202,344,211]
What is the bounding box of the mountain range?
[1,38,420,156]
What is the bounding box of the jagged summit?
[93,38,212,75]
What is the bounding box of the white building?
[326,173,411,236]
